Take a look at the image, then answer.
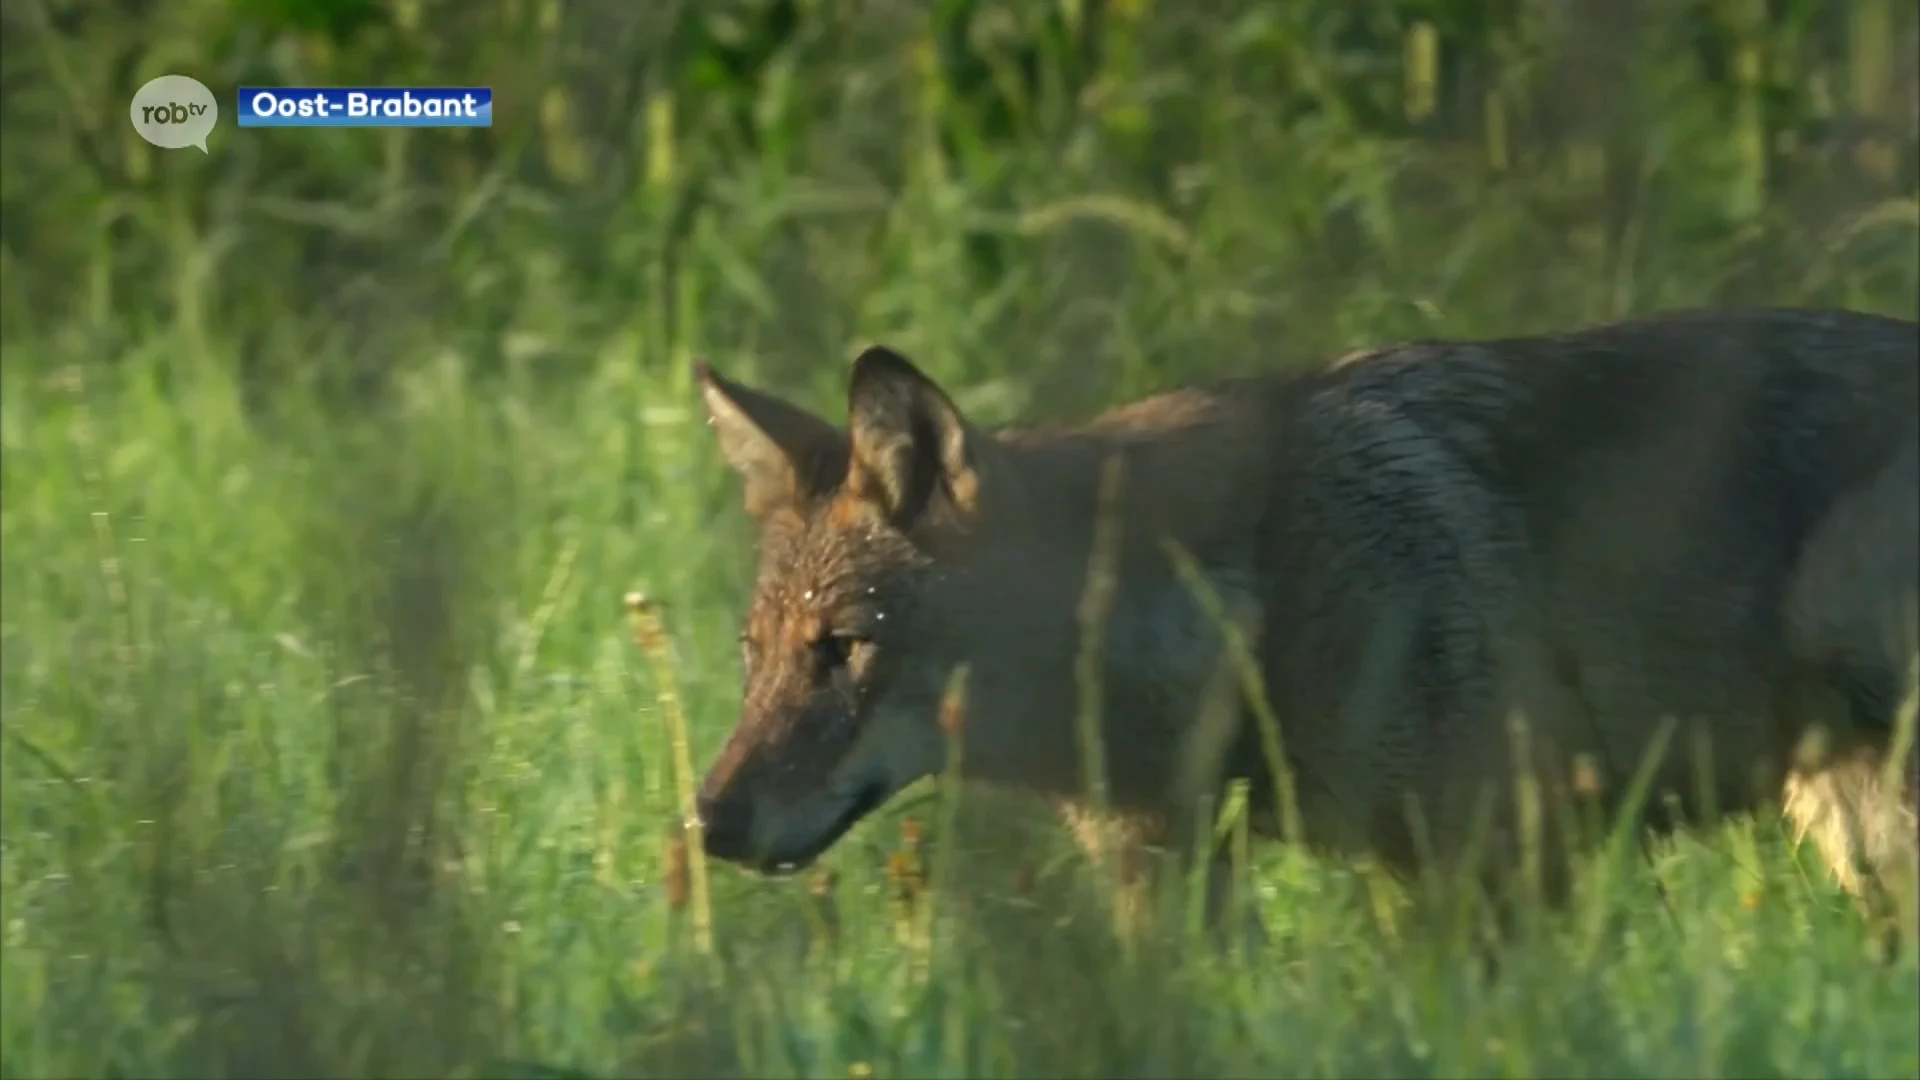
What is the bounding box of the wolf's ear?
[844,345,981,529]
[695,360,847,519]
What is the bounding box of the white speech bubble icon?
[129,75,219,153]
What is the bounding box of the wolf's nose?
[694,792,752,863]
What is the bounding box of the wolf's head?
[691,346,1006,874]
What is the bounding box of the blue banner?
[236,87,493,128]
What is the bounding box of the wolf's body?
[691,307,1919,936]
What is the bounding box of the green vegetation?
[3,1,1917,1076]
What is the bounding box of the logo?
[130,75,219,153]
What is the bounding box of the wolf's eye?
[814,632,870,673]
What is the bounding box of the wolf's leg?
[1057,803,1157,943]
[1783,747,1919,961]
[1057,803,1269,952]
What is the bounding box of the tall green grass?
[6,294,1919,1079]
[5,2,1920,1076]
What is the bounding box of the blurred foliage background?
[3,1,1919,1076]
[5,0,1916,407]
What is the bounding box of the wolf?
[689,307,1919,938]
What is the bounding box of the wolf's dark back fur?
[1197,309,1917,892]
